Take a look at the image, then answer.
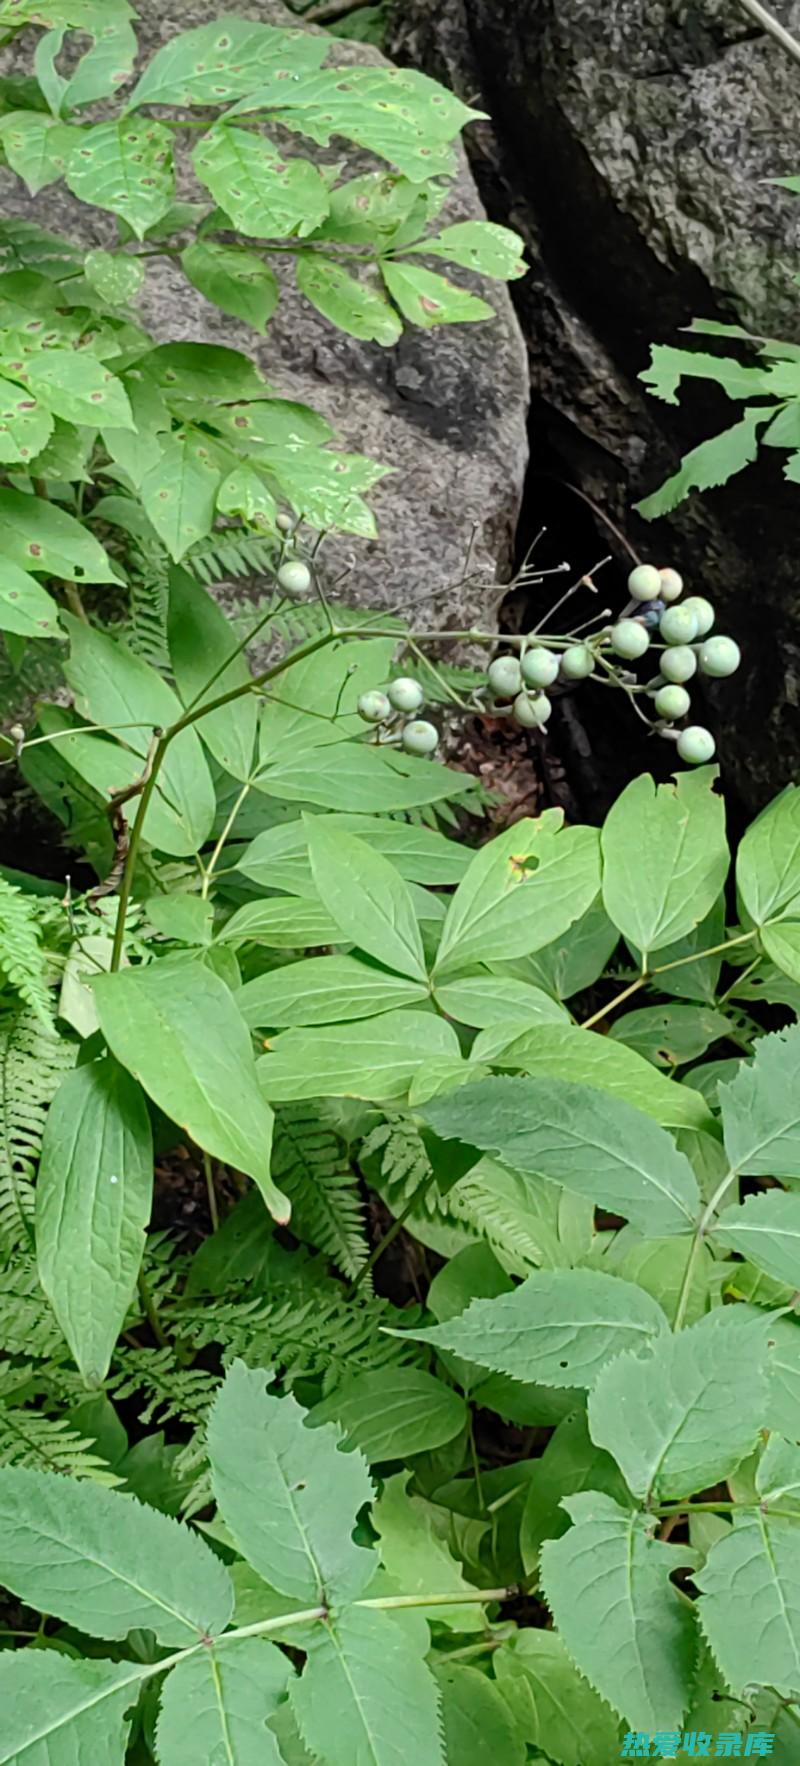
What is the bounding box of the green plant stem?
[202,1151,220,1234]
[136,1270,168,1349]
[349,1163,441,1296]
[673,1164,740,1332]
[736,0,800,67]
[357,1588,512,1610]
[579,931,759,1031]
[182,596,290,716]
[581,973,647,1031]
[109,732,168,972]
[201,780,252,901]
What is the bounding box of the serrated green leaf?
[764,1314,800,1438]
[0,110,76,193]
[239,955,427,1028]
[128,19,328,109]
[308,1366,467,1459]
[0,1465,233,1644]
[762,917,800,981]
[257,1008,460,1103]
[474,1022,713,1132]
[712,1188,800,1286]
[0,374,53,466]
[193,126,329,240]
[719,1024,800,1177]
[588,1309,769,1503]
[0,1650,140,1766]
[207,1361,374,1605]
[65,118,174,238]
[405,219,526,279]
[290,1604,444,1766]
[307,819,426,981]
[63,615,216,856]
[756,1433,800,1509]
[156,1638,289,1766]
[540,1492,697,1729]
[23,349,134,429]
[591,1230,712,1330]
[295,253,402,344]
[84,247,144,305]
[381,259,493,325]
[602,769,729,958]
[421,1075,701,1237]
[519,1409,631,1574]
[140,429,223,560]
[433,815,601,980]
[494,1631,621,1766]
[93,959,288,1222]
[435,1662,526,1765]
[35,1056,152,1385]
[636,410,766,519]
[373,1471,485,1631]
[0,557,60,637]
[168,565,257,781]
[0,485,116,580]
[181,239,279,333]
[697,1510,800,1697]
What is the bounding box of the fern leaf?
[272,1104,368,1279]
[0,1009,75,1250]
[0,882,55,1027]
[185,530,278,585]
[0,1406,121,1482]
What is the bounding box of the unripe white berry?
[610,619,650,660]
[627,563,662,602]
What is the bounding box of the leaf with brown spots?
[381,260,494,328]
[0,559,61,639]
[65,118,174,240]
[193,126,329,241]
[140,429,224,561]
[0,373,53,463]
[23,350,135,430]
[127,18,327,110]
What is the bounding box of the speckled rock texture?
[0,1,529,632]
[390,0,800,809]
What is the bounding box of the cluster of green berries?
[609,563,740,764]
[357,677,439,756]
[483,643,595,730]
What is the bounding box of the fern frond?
[109,1349,219,1429]
[0,1256,65,1360]
[128,562,170,669]
[362,1118,447,1216]
[0,1405,122,1483]
[177,1285,424,1397]
[0,881,55,1027]
[186,530,279,585]
[272,1104,367,1279]
[0,1009,75,1251]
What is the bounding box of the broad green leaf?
[24,350,133,429]
[474,1022,713,1132]
[737,784,800,926]
[66,118,174,237]
[207,1361,374,1604]
[290,1604,444,1766]
[519,1409,631,1573]
[372,1471,485,1631]
[540,1492,697,1729]
[35,1057,152,1385]
[229,64,479,182]
[295,254,402,345]
[636,410,766,520]
[639,895,726,1003]
[588,1309,769,1502]
[610,1002,730,1069]
[236,813,470,894]
[494,1631,621,1766]
[0,110,76,193]
[84,247,145,305]
[421,1075,701,1237]
[167,566,257,781]
[217,462,278,526]
[382,259,493,325]
[0,375,53,466]
[601,767,728,957]
[591,1229,712,1330]
[32,719,203,859]
[762,1314,800,1438]
[255,443,389,538]
[0,1651,141,1766]
[0,485,116,581]
[433,815,601,979]
[756,1433,800,1509]
[697,1510,800,1697]
[181,239,279,333]
[435,1663,526,1765]
[310,171,429,246]
[63,616,216,856]
[128,19,328,109]
[0,1465,233,1645]
[62,17,138,111]
[239,955,427,1028]
[521,895,619,1001]
[0,558,60,637]
[256,740,470,814]
[260,638,398,761]
[193,127,330,239]
[219,895,341,949]
[719,1024,800,1177]
[307,820,426,981]
[93,959,288,1222]
[407,1268,668,1390]
[141,341,269,404]
[212,396,333,451]
[257,1009,460,1103]
[406,219,525,279]
[156,1639,288,1766]
[308,1367,467,1459]
[712,1188,800,1287]
[639,346,770,404]
[762,917,800,981]
[434,973,567,1029]
[146,894,213,947]
[140,429,223,559]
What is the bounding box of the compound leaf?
[719,1025,800,1178]
[128,19,327,109]
[697,1510,800,1698]
[712,1188,800,1288]
[0,1651,141,1766]
[156,1636,289,1765]
[290,1604,444,1766]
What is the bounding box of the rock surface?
[0,1,529,633]
[390,0,800,810]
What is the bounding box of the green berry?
[521,645,560,687]
[627,563,662,602]
[610,619,650,660]
[513,690,551,727]
[698,635,741,678]
[654,683,691,720]
[277,559,311,597]
[487,655,522,698]
[402,719,439,756]
[276,512,293,533]
[560,644,595,680]
[387,676,424,714]
[681,595,714,637]
[357,690,391,725]
[660,605,698,644]
[660,645,697,683]
[677,725,716,765]
[658,566,684,603]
